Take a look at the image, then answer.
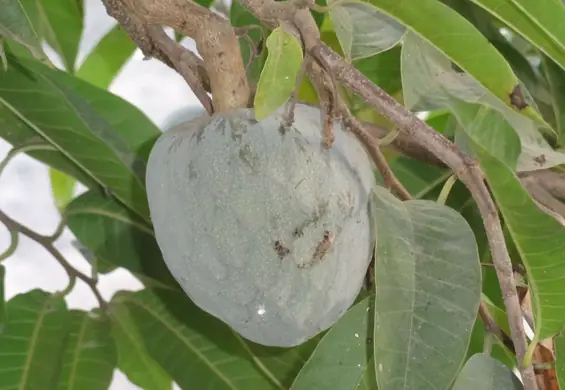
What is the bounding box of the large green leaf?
[37,0,83,71]
[56,310,116,390]
[112,288,315,390]
[0,290,69,390]
[254,27,303,120]
[0,0,45,61]
[75,24,136,89]
[329,1,405,61]
[452,102,565,340]
[372,186,481,390]
[471,0,565,73]
[370,0,541,121]
[542,54,565,145]
[64,190,176,288]
[452,353,522,390]
[0,55,161,220]
[0,104,96,188]
[401,32,565,172]
[110,303,172,390]
[290,296,376,390]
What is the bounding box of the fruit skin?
[146,103,376,347]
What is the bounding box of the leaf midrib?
[17,298,51,390]
[66,314,88,390]
[128,297,239,390]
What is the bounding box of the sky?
[0,0,203,387]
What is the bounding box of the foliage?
[1,0,565,389]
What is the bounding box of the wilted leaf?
[452,102,565,340]
[112,289,314,390]
[49,168,76,211]
[254,27,303,120]
[0,0,45,61]
[76,24,136,89]
[290,296,375,390]
[110,304,172,390]
[56,310,116,390]
[37,0,83,71]
[0,55,161,220]
[329,1,405,60]
[372,186,481,390]
[371,0,543,122]
[401,32,565,172]
[452,353,523,390]
[65,190,176,288]
[0,290,69,390]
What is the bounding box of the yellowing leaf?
[254,27,303,120]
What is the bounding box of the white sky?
[0,0,202,387]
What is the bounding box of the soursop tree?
[2,0,565,389]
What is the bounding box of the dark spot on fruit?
[188,161,198,179]
[534,154,546,166]
[239,143,259,171]
[273,240,290,260]
[311,230,334,263]
[509,85,528,110]
[218,51,225,58]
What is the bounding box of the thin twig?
[0,209,106,309]
[479,300,516,354]
[339,103,412,201]
[309,42,536,389]
[147,26,213,114]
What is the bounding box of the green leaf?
[0,290,69,390]
[37,0,83,71]
[555,330,565,389]
[542,54,565,145]
[112,288,314,390]
[451,353,523,390]
[254,27,303,120]
[75,25,136,89]
[329,1,405,60]
[110,304,172,390]
[64,190,176,288]
[401,32,565,172]
[372,186,481,390]
[0,104,96,188]
[470,0,565,74]
[370,0,542,121]
[0,0,46,61]
[0,265,5,331]
[49,168,76,211]
[355,45,402,95]
[56,310,116,390]
[290,296,375,390]
[0,55,162,220]
[452,101,565,340]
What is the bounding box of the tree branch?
[102,0,250,112]
[0,209,106,309]
[237,1,537,387]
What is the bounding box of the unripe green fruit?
[146,103,376,347]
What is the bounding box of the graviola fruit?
[146,103,377,347]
